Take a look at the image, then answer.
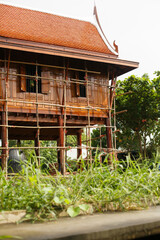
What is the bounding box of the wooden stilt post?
[77,129,82,169]
[106,68,113,166]
[17,139,21,147]
[1,108,6,170]
[57,57,67,175]
[57,138,61,172]
[106,118,112,149]
[106,118,113,165]
[34,130,40,162]
[58,115,65,174]
[77,129,82,158]
[1,50,10,172]
[35,62,40,166]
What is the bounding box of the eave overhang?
[0,36,139,76]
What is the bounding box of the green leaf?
[67,206,80,217]
[0,236,22,239]
[53,196,63,204]
[79,204,90,212]
[64,198,71,204]
[42,187,53,194]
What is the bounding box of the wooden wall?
[0,61,109,118]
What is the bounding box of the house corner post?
[106,117,113,165]
[58,115,65,174]
[34,129,40,164]
[1,108,7,170]
[106,69,113,166]
[1,50,10,172]
[77,129,82,169]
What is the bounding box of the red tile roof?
[0,4,116,56]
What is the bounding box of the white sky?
[0,0,160,80]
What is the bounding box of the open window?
[26,65,41,93]
[75,71,86,97]
[20,65,41,93]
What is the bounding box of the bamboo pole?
[86,67,92,165]
[2,50,10,175]
[0,57,118,173]
[77,129,82,167]
[0,124,116,129]
[0,59,101,74]
[113,76,117,151]
[0,72,111,87]
[0,98,113,111]
[35,62,40,165]
[106,69,113,165]
[62,58,67,174]
[0,145,116,150]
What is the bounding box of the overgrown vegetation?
[1,72,160,222]
[1,153,160,222]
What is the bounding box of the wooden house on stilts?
[0,4,138,174]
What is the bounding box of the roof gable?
[0,4,117,56]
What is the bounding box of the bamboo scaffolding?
[4,56,7,173]
[0,145,116,150]
[113,87,116,151]
[0,123,115,128]
[106,69,114,164]
[63,58,67,174]
[82,134,105,143]
[0,71,113,88]
[2,50,10,175]
[35,62,40,165]
[113,76,117,155]
[0,56,117,175]
[100,127,102,152]
[0,98,113,111]
[86,66,92,165]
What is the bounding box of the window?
[26,65,41,93]
[75,71,86,97]
[20,64,42,93]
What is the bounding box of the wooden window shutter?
[20,65,26,91]
[41,72,50,94]
[71,81,76,97]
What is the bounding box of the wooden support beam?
[106,117,113,165]
[1,109,7,170]
[1,50,10,172]
[17,139,21,147]
[77,129,82,159]
[58,115,65,174]
[77,129,82,170]
[57,138,61,172]
[34,129,40,165]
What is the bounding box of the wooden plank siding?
[0,62,109,119]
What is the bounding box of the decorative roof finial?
[93,1,118,56]
[113,40,119,53]
[93,0,96,16]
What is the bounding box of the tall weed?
[1,154,160,221]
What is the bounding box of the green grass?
[1,154,160,221]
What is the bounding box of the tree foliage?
[91,73,160,159]
[116,74,159,157]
